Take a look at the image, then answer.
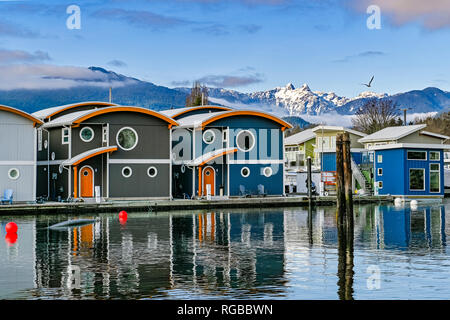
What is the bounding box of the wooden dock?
[0,195,394,216]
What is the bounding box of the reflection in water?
[0,201,449,299]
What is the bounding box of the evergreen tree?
[186,81,208,107]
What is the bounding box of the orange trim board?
[0,105,43,126]
[201,111,292,130]
[199,148,238,166]
[72,106,179,128]
[46,102,117,120]
[71,146,118,166]
[172,106,232,119]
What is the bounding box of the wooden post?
[307,156,312,205]
[336,134,345,225]
[342,132,353,228]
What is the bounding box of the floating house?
[358,124,450,200]
[169,108,292,198]
[284,128,316,171]
[0,105,43,202]
[35,105,178,200]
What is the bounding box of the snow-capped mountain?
[207,83,389,117]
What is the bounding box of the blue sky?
[0,0,449,97]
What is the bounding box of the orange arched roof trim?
[72,106,179,128]
[201,110,292,130]
[46,101,117,120]
[72,146,118,166]
[0,105,43,126]
[199,148,238,166]
[172,105,232,119]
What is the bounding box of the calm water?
[1,200,450,300]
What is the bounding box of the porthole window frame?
[116,127,139,151]
[8,168,20,180]
[263,167,273,177]
[203,129,216,145]
[121,166,133,178]
[147,166,158,178]
[236,130,256,153]
[79,126,95,143]
[241,166,250,178]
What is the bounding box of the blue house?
[358,124,450,201]
[167,107,292,198]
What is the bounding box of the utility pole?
[400,108,411,126]
[336,134,345,225]
[109,87,112,103]
[342,132,353,228]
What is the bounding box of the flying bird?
[362,75,374,88]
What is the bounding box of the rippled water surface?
[1,200,450,299]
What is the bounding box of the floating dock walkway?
[0,195,394,216]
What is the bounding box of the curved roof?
[33,101,117,120]
[177,110,292,130]
[62,146,118,166]
[43,106,179,128]
[160,105,232,119]
[0,105,43,126]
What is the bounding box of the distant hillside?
[282,116,311,129]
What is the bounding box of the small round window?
[122,166,132,178]
[263,167,273,177]
[117,127,138,151]
[147,166,158,178]
[80,127,94,142]
[236,130,255,152]
[203,129,216,144]
[8,168,19,180]
[241,167,250,178]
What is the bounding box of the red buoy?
[118,210,128,220]
[5,222,18,234]
[5,233,17,246]
[119,210,128,225]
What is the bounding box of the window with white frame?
[241,167,250,177]
[430,163,440,193]
[409,168,425,191]
[203,129,215,144]
[377,168,383,176]
[378,181,383,189]
[377,154,383,163]
[38,128,42,151]
[102,126,108,143]
[116,127,138,151]
[430,151,440,161]
[79,127,94,142]
[121,166,132,178]
[62,128,70,144]
[236,130,255,152]
[8,168,19,180]
[407,151,427,160]
[263,167,273,177]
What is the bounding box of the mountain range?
[1,66,449,120]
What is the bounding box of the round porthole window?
[181,165,186,173]
[122,166,132,178]
[44,140,48,149]
[236,130,255,152]
[116,127,138,151]
[80,127,94,142]
[263,167,273,177]
[203,129,216,144]
[51,152,55,161]
[241,167,250,178]
[147,166,158,178]
[8,168,19,180]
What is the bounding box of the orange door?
[203,167,215,196]
[80,167,94,198]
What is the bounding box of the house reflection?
[31,210,287,298]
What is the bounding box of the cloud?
[0,20,40,38]
[197,73,264,87]
[0,64,136,90]
[0,49,51,64]
[171,80,192,87]
[333,50,386,63]
[92,8,190,30]
[347,0,450,30]
[192,24,230,36]
[238,24,262,34]
[107,59,127,67]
